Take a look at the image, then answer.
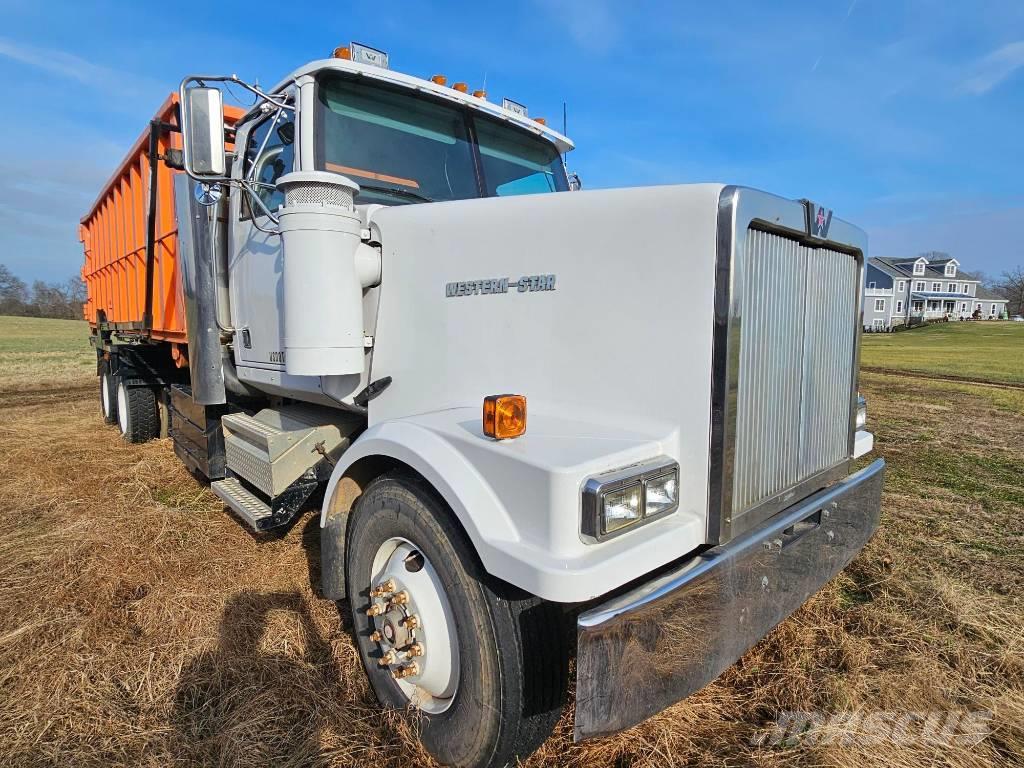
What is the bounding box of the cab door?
[228,105,295,368]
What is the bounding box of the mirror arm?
[178,74,294,183]
[246,108,284,184]
[238,179,282,232]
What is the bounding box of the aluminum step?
[211,477,274,530]
[220,405,361,497]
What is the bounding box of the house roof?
[975,286,1008,302]
[870,257,979,282]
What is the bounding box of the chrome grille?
[731,228,858,514]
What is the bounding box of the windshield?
[315,73,568,206]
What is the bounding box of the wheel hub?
[368,538,459,713]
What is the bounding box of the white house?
[862,255,1008,330]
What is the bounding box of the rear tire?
[346,472,567,768]
[116,381,159,443]
[100,371,118,425]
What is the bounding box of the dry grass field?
[0,316,1021,767]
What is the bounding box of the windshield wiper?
[357,184,434,204]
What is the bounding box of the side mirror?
[183,87,226,176]
[568,172,582,191]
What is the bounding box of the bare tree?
[995,267,1024,317]
[0,264,29,315]
[66,275,87,318]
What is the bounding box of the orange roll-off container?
[79,94,244,344]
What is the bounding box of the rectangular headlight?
[582,457,680,541]
[644,471,678,518]
[602,483,643,534]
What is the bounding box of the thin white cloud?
[0,37,117,86]
[959,40,1024,95]
[0,37,161,100]
[535,0,619,54]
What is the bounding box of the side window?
[242,112,295,218]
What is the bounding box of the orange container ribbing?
[79,93,243,343]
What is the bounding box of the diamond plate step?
[211,477,273,530]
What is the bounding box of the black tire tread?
[121,385,160,443]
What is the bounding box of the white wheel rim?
[368,537,460,713]
[101,374,111,417]
[117,383,128,434]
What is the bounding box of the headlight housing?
[582,457,679,541]
[856,394,867,429]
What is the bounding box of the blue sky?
[1,0,1022,284]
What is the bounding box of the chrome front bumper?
[574,458,886,740]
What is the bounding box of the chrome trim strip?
[574,457,885,740]
[174,174,228,405]
[707,187,868,545]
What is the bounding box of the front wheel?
[346,473,567,768]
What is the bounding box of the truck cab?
[83,44,884,768]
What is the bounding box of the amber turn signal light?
[333,46,351,60]
[483,395,527,440]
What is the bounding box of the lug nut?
[371,578,397,597]
[366,602,385,617]
[390,590,410,606]
[401,614,420,630]
[392,662,419,679]
[378,650,398,666]
[405,642,424,658]
[369,630,382,642]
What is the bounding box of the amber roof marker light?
[483,395,527,440]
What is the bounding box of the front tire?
[116,381,159,443]
[346,472,566,768]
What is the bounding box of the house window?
[897,280,906,292]
[913,261,926,275]
[960,302,967,311]
[931,282,941,292]
[962,283,969,293]
[896,300,903,313]
[945,264,956,276]
[872,319,885,329]
[947,282,956,292]
[868,281,876,290]
[915,281,925,291]
[874,298,885,311]
[991,304,998,316]
[975,303,982,310]
[912,300,924,312]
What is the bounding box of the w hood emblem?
[803,200,833,240]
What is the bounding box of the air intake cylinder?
[276,171,365,376]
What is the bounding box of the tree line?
[0,264,87,320]
[1,260,1022,322]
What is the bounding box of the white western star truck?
[80,43,883,768]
